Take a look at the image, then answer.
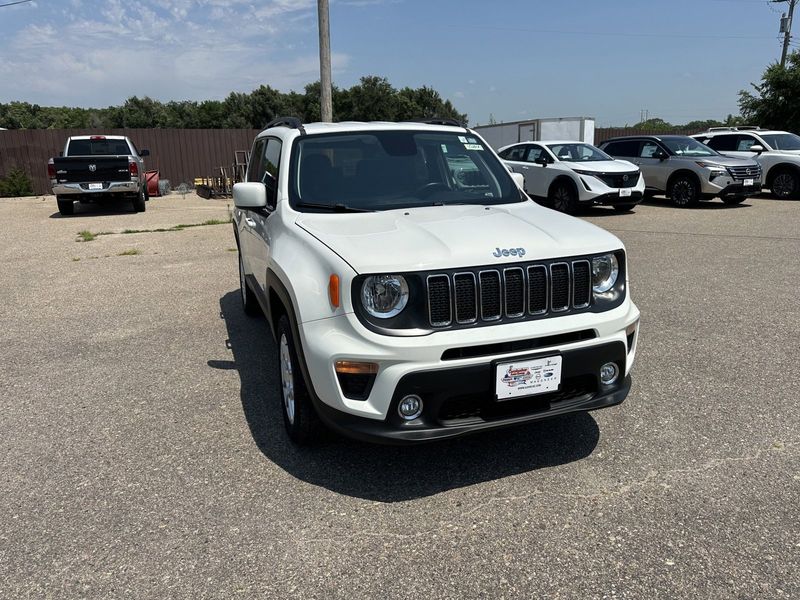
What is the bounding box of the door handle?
[245,218,257,228]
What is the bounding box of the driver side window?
[524,145,544,163]
[640,142,660,158]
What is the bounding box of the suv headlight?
[361,275,409,318]
[592,254,619,293]
[695,161,729,178]
[572,169,601,178]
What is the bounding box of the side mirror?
[535,155,549,167]
[749,144,764,154]
[233,182,267,209]
[654,149,668,160]
[139,149,150,157]
[510,172,525,190]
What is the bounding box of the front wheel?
[277,315,322,445]
[669,176,699,208]
[549,181,579,214]
[56,196,74,216]
[771,169,799,199]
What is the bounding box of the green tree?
[739,50,800,132]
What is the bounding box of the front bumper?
[701,178,762,198]
[576,175,646,205]
[589,191,644,206]
[298,300,639,444]
[52,181,139,197]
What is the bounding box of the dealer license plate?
[619,188,632,197]
[495,355,562,400]
[743,178,754,187]
[88,183,103,190]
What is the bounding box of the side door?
[636,140,670,192]
[521,144,553,198]
[249,137,282,294]
[500,145,529,184]
[237,138,265,284]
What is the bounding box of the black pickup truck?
[48,135,150,215]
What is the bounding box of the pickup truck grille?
[595,171,640,188]
[728,164,762,181]
[427,259,593,328]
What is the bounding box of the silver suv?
[599,135,762,207]
[691,127,800,200]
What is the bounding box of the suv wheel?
[771,169,798,199]
[669,175,699,208]
[56,196,74,216]
[550,181,578,214]
[238,252,260,316]
[277,315,322,445]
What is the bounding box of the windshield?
[760,133,800,151]
[661,137,717,157]
[547,143,611,162]
[289,131,521,211]
[67,139,131,156]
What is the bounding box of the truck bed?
[52,156,130,184]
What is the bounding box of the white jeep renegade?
[233,117,640,445]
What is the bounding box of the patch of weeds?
[77,230,97,242]
[226,248,237,252]
[71,257,80,262]
[118,249,141,256]
[110,219,232,237]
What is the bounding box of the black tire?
[238,252,260,317]
[770,168,799,199]
[613,204,636,213]
[722,196,746,205]
[133,188,146,212]
[668,174,699,208]
[144,186,150,202]
[549,180,579,214]
[56,197,74,216]
[277,315,322,445]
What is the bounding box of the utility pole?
[317,0,333,122]
[777,0,796,67]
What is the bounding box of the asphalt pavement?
[0,192,798,599]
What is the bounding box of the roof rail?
[264,116,305,134]
[410,118,466,128]
[706,125,761,132]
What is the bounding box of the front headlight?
[572,169,601,178]
[592,254,619,293]
[695,161,729,176]
[361,275,409,318]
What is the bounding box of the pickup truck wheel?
[56,197,74,216]
[771,169,799,199]
[238,253,260,316]
[277,315,322,445]
[133,189,146,212]
[549,181,578,214]
[668,175,699,207]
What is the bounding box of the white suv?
[233,118,640,444]
[692,127,800,199]
[498,141,645,214]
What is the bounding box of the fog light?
[398,394,423,420]
[600,362,620,385]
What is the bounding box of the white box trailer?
[474,117,595,150]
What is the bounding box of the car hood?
[295,202,623,273]
[678,155,760,168]
[561,159,638,172]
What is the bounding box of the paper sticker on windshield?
[458,136,468,143]
[464,143,483,151]
[468,137,478,144]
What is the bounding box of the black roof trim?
[265,116,306,135]
[405,118,466,129]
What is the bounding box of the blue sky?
[0,0,792,125]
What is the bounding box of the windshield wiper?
[295,202,373,213]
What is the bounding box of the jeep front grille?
[426,259,593,328]
[728,164,762,181]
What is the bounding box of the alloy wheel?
[773,173,796,198]
[280,333,296,425]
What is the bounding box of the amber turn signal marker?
[329,274,340,308]
[335,361,378,375]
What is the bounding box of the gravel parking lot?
[1,193,798,599]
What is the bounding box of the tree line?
[0,76,467,130]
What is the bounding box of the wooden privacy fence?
[0,128,259,196]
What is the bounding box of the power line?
[0,0,33,7]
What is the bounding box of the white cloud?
[0,0,349,106]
